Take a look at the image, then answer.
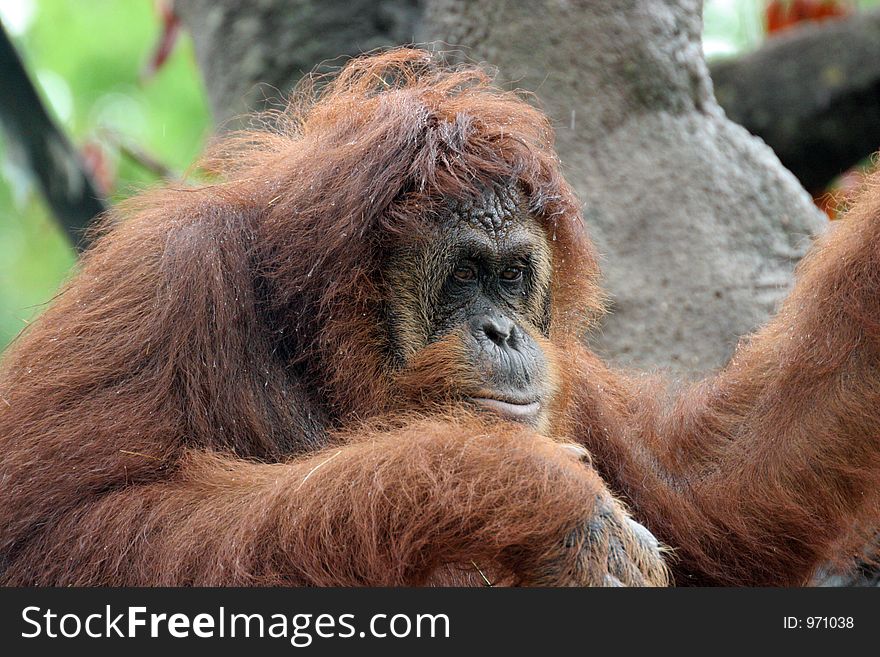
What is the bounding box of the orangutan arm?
[571,182,880,586]
[0,416,665,587]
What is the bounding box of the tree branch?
[0,22,106,251]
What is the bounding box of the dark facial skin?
[386,186,554,426]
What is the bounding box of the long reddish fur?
[569,180,880,585]
[0,49,877,586]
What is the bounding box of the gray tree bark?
[179,0,827,377]
[177,0,422,126]
[419,0,827,375]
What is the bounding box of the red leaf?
[141,0,181,82]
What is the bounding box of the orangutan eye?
[453,264,477,282]
[500,266,524,282]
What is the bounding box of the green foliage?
[0,0,210,350]
[0,150,75,349]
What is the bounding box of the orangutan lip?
[470,397,541,421]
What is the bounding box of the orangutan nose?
[475,314,516,349]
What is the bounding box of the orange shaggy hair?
[0,49,878,586]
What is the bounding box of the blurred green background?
[0,0,209,349]
[1,0,879,351]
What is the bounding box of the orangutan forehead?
[445,185,524,238]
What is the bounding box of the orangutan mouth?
[470,396,541,423]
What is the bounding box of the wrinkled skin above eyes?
[384,185,555,426]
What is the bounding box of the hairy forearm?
[2,419,602,586]
[573,188,880,585]
[572,350,880,585]
[687,189,880,582]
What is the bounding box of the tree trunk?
[177,0,422,126]
[420,0,827,375]
[179,0,827,377]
